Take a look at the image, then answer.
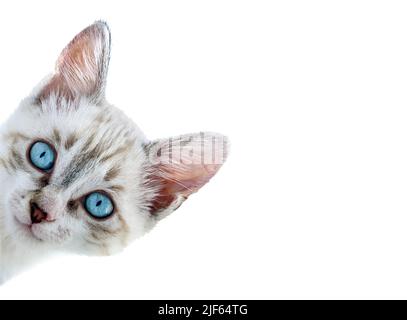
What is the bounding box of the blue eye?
[29,141,56,171]
[84,192,114,219]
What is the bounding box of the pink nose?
[30,202,53,224]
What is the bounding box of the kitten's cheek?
[31,222,72,243]
[13,213,31,227]
[8,198,31,226]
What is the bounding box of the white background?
[1,0,407,299]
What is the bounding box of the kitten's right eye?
[84,192,114,219]
[28,141,56,172]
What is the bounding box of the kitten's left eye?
[84,192,114,219]
[28,141,56,172]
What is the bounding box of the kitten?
[0,21,228,283]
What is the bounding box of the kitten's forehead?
[51,106,140,189]
[54,115,137,190]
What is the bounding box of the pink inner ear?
[37,22,110,103]
[165,164,220,194]
[146,133,229,215]
[38,75,74,103]
[149,163,222,214]
[56,26,101,95]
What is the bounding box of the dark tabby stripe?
[52,128,61,146]
[64,133,78,150]
[10,147,28,172]
[109,185,124,192]
[86,211,129,245]
[5,132,30,143]
[87,221,119,239]
[0,157,11,173]
[104,166,120,181]
[99,140,135,164]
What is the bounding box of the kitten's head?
[1,21,228,256]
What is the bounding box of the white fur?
[0,21,228,284]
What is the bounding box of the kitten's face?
[0,21,228,257]
[2,99,151,255]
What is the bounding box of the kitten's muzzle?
[30,202,54,224]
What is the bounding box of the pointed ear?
[144,132,230,218]
[38,21,111,104]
